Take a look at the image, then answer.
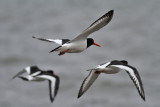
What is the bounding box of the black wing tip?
[77,92,82,99]
[77,87,85,99]
[140,92,145,101]
[77,89,82,99]
[77,95,81,99]
[142,96,145,101]
[32,36,36,38]
[50,98,54,103]
[49,50,54,53]
[108,9,114,15]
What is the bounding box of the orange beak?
[94,42,101,47]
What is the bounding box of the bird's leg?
[95,71,101,74]
[95,70,105,74]
[58,49,70,56]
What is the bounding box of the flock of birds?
[12,10,145,103]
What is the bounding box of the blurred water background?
[0,0,160,107]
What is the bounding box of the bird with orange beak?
[33,10,113,55]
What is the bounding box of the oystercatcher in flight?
[12,66,60,103]
[33,10,114,55]
[78,60,145,101]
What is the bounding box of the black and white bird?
[32,10,114,55]
[12,66,60,103]
[78,60,145,101]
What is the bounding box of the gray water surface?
[1,0,160,107]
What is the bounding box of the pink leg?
[58,49,70,56]
[95,71,101,74]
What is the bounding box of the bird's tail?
[49,46,62,53]
[18,76,29,81]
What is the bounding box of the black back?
[30,66,41,74]
[62,39,70,44]
[46,70,54,75]
[109,60,128,65]
[37,70,54,76]
[120,60,128,64]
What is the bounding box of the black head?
[120,60,128,64]
[110,60,128,65]
[87,38,101,48]
[110,60,121,65]
[47,70,54,75]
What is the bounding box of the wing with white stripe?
[30,71,41,77]
[111,64,145,101]
[32,36,70,45]
[78,70,100,98]
[36,75,58,102]
[72,10,114,41]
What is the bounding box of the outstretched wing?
[111,64,145,101]
[36,75,59,103]
[78,70,100,98]
[48,76,60,102]
[11,70,26,80]
[11,66,31,80]
[32,36,70,45]
[72,10,114,42]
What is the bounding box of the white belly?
[33,77,45,81]
[60,40,87,53]
[96,67,120,74]
[103,67,120,74]
[28,76,45,81]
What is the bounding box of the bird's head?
[120,60,128,64]
[87,38,101,48]
[47,70,55,75]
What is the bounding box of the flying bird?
[78,60,145,101]
[12,66,60,103]
[32,10,114,55]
